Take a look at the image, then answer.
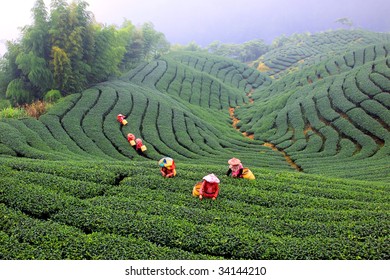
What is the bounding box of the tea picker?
[158,157,177,178]
[226,157,255,180]
[127,133,136,146]
[135,138,147,154]
[197,173,220,200]
[117,114,128,126]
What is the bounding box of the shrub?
[23,100,48,119]
[0,99,11,110]
[0,107,27,119]
[44,89,62,103]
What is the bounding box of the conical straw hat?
[203,173,220,183]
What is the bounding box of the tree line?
[171,39,270,63]
[0,0,291,107]
[0,0,170,105]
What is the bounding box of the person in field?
[226,157,244,178]
[158,157,177,178]
[135,138,147,155]
[127,133,136,146]
[117,114,128,126]
[198,173,220,200]
[226,157,255,180]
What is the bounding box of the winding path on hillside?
[229,106,303,172]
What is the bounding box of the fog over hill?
[1,0,390,56]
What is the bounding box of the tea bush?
[1,157,388,259]
[1,30,390,260]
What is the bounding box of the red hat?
[127,133,135,141]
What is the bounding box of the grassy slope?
[236,30,390,182]
[0,29,389,260]
[0,157,389,259]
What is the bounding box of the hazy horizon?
[1,0,390,56]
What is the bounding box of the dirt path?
[229,107,254,139]
[262,142,303,171]
[246,89,254,103]
[229,107,302,172]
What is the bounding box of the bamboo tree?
[65,1,93,92]
[1,0,174,103]
[12,0,53,98]
[49,0,69,49]
[5,78,31,105]
[15,52,53,94]
[73,0,95,65]
[89,24,126,82]
[141,22,170,60]
[0,42,23,98]
[121,28,144,71]
[51,46,71,92]
[30,0,50,58]
[49,0,94,93]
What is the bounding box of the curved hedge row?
[255,30,390,77]
[1,157,388,259]
[0,30,390,260]
[1,54,289,170]
[235,41,390,181]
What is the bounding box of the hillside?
[0,50,291,171]
[2,30,388,181]
[236,30,390,181]
[0,29,389,260]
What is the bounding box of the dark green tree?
[15,52,52,94]
[0,42,23,99]
[141,22,170,60]
[51,45,71,92]
[28,0,50,57]
[6,78,31,105]
[49,0,93,93]
[89,24,126,82]
[121,27,144,71]
[49,0,69,49]
[0,0,174,104]
[13,0,53,98]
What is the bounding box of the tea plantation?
[0,30,389,260]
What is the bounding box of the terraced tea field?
[0,30,389,259]
[1,158,388,259]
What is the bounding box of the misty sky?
[1,0,390,55]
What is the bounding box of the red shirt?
[199,181,219,199]
[135,139,143,150]
[160,167,175,177]
[117,115,125,123]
